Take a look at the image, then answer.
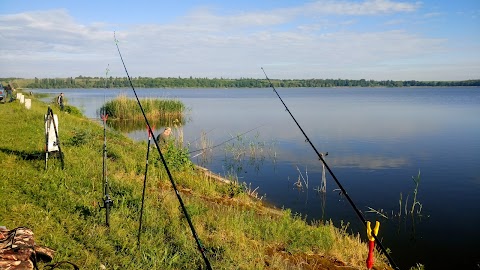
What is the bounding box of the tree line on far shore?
[3,76,480,89]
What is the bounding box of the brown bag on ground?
[0,227,55,270]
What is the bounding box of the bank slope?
[0,96,392,269]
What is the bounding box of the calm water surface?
[34,87,480,269]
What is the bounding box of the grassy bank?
[0,95,393,269]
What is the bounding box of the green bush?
[63,105,83,116]
[162,142,194,171]
[66,128,94,146]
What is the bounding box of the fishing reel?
[99,195,114,209]
[98,194,114,227]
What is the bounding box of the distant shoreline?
[2,77,479,89]
[22,85,480,90]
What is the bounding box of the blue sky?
[0,0,479,80]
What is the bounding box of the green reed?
[100,94,186,122]
[366,170,423,219]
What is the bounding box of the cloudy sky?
[0,0,479,80]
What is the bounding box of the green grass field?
[0,94,393,269]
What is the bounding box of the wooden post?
[25,99,31,109]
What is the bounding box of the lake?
[33,87,480,269]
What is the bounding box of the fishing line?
[261,67,400,270]
[188,127,216,145]
[188,124,265,155]
[114,32,212,270]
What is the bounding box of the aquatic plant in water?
[223,131,277,175]
[366,170,423,219]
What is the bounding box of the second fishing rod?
[114,32,212,270]
[99,65,113,227]
[261,67,400,270]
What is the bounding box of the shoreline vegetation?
[100,94,185,124]
[2,76,479,89]
[1,91,423,269]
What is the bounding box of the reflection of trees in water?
[105,116,186,133]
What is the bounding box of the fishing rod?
[261,67,400,270]
[114,32,212,270]
[188,124,265,156]
[99,65,113,227]
[137,127,153,247]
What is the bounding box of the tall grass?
[100,94,186,124]
[0,97,394,269]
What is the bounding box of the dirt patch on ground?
[265,245,393,270]
[265,245,358,270]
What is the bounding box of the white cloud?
[179,0,420,31]
[183,7,292,30]
[0,1,478,80]
[0,9,112,55]
[302,0,420,15]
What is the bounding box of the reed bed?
[101,94,186,123]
